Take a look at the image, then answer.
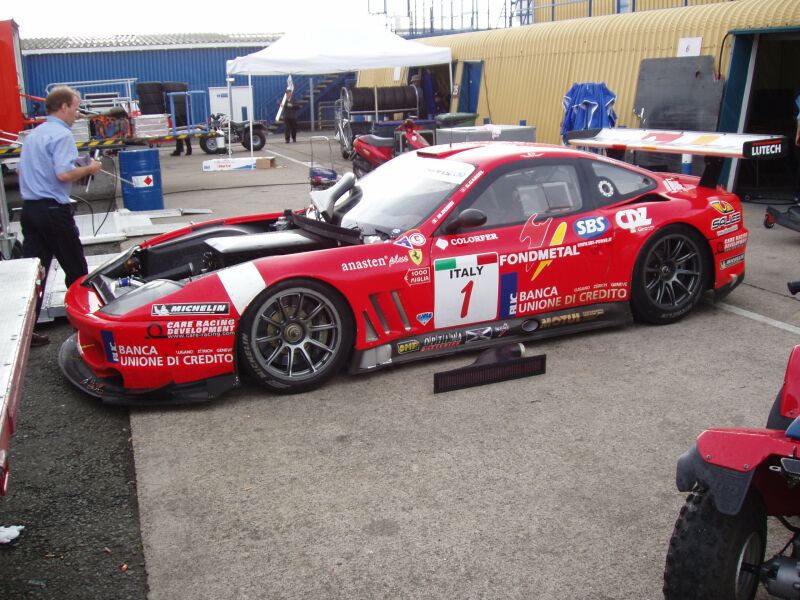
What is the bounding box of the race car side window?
[455,161,584,229]
[585,159,657,207]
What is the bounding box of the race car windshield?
[340,152,475,235]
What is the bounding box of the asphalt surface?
[1,132,799,599]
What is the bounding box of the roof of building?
[21,33,280,53]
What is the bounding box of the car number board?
[434,253,498,328]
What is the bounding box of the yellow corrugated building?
[358,0,800,147]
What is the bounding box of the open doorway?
[731,32,800,201]
[409,63,453,119]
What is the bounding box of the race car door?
[430,158,615,329]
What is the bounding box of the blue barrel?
[118,149,164,211]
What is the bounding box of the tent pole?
[227,76,234,158]
[309,76,315,131]
[448,62,453,112]
[249,75,254,161]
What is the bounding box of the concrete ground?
[18,132,800,599]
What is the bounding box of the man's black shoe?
[170,150,181,156]
[30,332,50,347]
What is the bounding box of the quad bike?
[350,118,430,178]
[200,113,267,154]
[663,282,800,599]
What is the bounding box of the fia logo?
[615,207,652,232]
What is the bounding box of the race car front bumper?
[59,333,238,406]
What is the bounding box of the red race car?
[59,129,786,404]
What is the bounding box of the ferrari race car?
[59,129,786,404]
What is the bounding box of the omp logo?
[710,199,735,214]
[397,340,420,354]
[615,208,651,232]
[574,216,608,239]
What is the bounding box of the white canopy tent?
[226,18,451,76]
[223,18,452,159]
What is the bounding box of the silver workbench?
[0,257,40,495]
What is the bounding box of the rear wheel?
[631,225,708,325]
[237,279,354,393]
[242,128,266,151]
[664,488,766,600]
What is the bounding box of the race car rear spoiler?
[567,128,788,188]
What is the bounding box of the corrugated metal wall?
[529,0,726,22]
[360,0,800,144]
[23,47,305,122]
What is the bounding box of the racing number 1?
[460,280,474,318]
[434,252,499,328]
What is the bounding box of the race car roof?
[567,128,787,160]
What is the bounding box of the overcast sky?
[1,0,510,39]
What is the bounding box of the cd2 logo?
[615,207,652,232]
[574,216,608,239]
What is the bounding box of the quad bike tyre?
[237,279,354,393]
[663,488,766,600]
[631,225,709,325]
[242,128,266,152]
[199,135,226,155]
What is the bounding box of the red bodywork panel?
[779,344,800,419]
[63,142,750,400]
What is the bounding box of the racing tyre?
[238,279,354,393]
[199,135,225,155]
[630,225,708,325]
[242,128,266,151]
[663,488,766,600]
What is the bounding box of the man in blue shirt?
[18,86,102,346]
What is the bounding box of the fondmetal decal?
[151,303,230,317]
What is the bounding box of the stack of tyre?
[135,81,191,127]
[135,82,167,115]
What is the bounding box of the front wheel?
[200,135,226,155]
[630,225,708,325]
[237,279,354,393]
[242,128,266,151]
[664,489,766,600]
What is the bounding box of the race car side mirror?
[444,208,487,234]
